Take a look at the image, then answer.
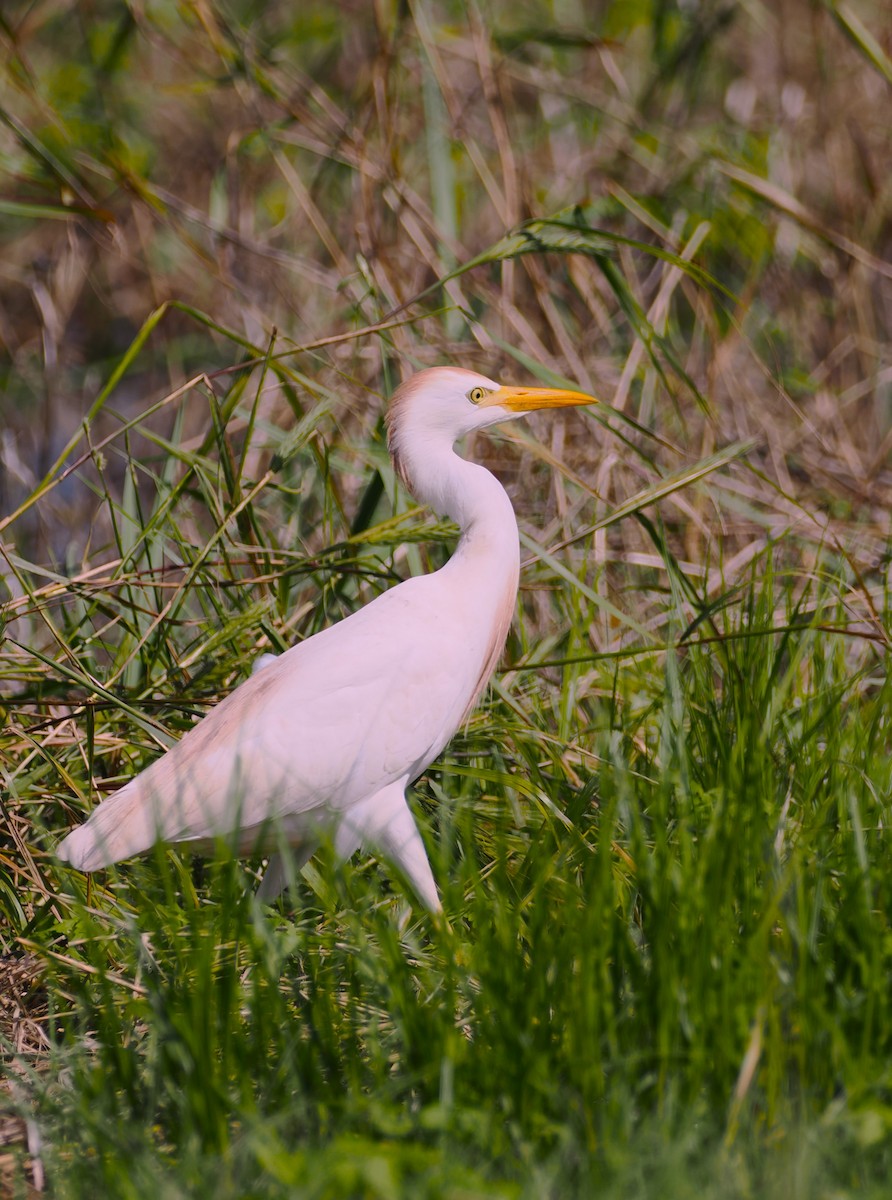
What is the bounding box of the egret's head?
[387,366,593,492]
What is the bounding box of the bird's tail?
[56,781,160,872]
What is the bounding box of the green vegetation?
[2,1,891,1195]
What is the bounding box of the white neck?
[394,427,521,703]
[400,439,520,581]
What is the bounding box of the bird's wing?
[58,571,495,869]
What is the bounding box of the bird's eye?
[467,386,488,404]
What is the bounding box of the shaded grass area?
[2,0,892,1195]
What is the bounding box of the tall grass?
[2,1,892,1196]
[13,559,892,1196]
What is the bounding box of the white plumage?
[56,366,592,909]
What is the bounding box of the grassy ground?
[2,1,892,1195]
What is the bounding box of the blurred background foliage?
[1,0,889,558]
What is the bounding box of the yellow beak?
[482,383,595,411]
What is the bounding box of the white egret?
[57,367,593,909]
